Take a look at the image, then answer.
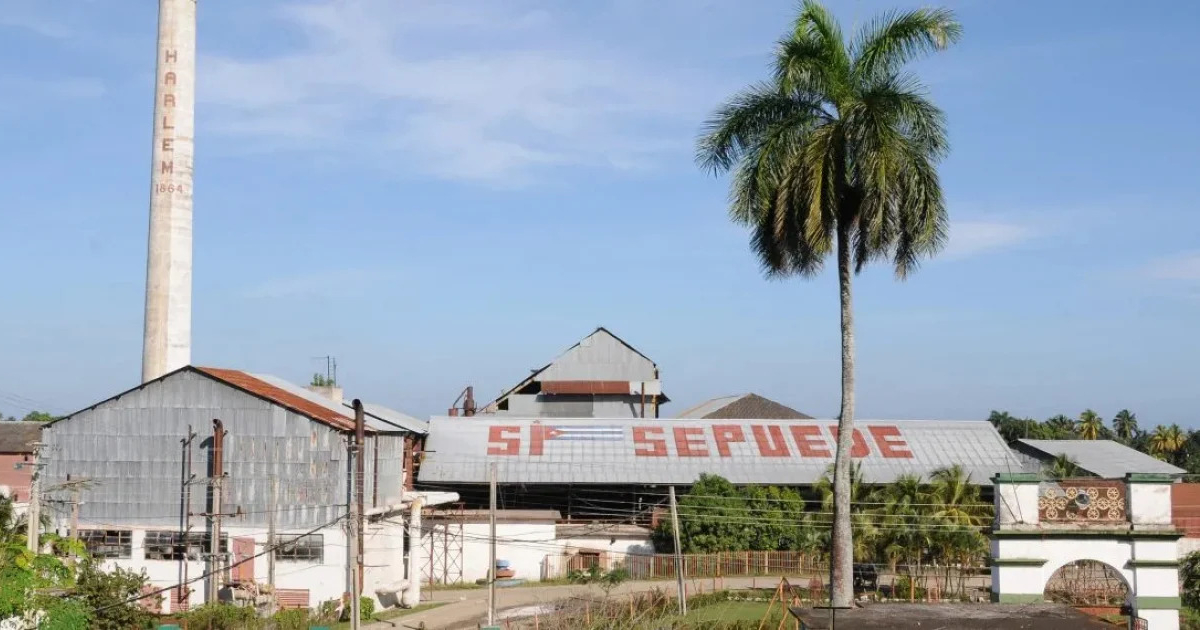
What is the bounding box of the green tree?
[929,465,987,526]
[1112,409,1138,443]
[20,411,56,423]
[1149,424,1187,459]
[696,1,960,605]
[73,557,156,630]
[1076,409,1103,440]
[1043,453,1084,478]
[1043,415,1076,438]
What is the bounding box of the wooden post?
[267,475,277,615]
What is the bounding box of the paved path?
[365,577,801,630]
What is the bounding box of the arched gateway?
[992,473,1181,630]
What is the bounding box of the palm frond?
[696,83,812,175]
[794,0,851,73]
[851,7,962,80]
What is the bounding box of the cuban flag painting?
[542,425,625,442]
[529,423,624,455]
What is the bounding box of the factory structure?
[32,325,1198,612]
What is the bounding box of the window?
[144,531,227,561]
[80,530,132,559]
[276,534,322,562]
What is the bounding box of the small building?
[40,366,449,612]
[0,421,43,502]
[1012,439,1186,479]
[675,393,812,419]
[481,328,668,418]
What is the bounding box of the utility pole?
[349,399,365,630]
[668,486,687,615]
[208,419,225,603]
[25,442,43,553]
[69,480,80,542]
[267,475,278,615]
[487,462,498,627]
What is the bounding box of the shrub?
[1183,552,1200,609]
[181,603,262,630]
[359,596,375,620]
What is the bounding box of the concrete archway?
[1043,559,1131,609]
[991,473,1181,630]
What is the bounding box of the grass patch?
[684,600,777,623]
[332,602,445,628]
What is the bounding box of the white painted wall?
[1130,484,1174,526]
[457,522,557,583]
[88,525,352,612]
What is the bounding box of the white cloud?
[199,0,698,184]
[940,220,1040,260]
[1144,252,1200,282]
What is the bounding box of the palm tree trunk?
[831,222,856,608]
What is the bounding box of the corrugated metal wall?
[41,370,396,530]
[537,330,656,382]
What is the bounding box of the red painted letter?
[752,425,789,457]
[164,71,176,86]
[828,427,871,458]
[712,425,745,457]
[674,427,709,457]
[790,425,831,457]
[530,424,564,456]
[486,426,520,455]
[868,425,912,459]
[633,427,667,457]
[161,160,173,174]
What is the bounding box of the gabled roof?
[0,421,43,453]
[1015,439,1185,478]
[486,327,665,410]
[351,402,428,434]
[676,393,812,420]
[53,366,427,435]
[195,367,359,432]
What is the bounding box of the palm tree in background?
[1150,424,1186,459]
[1077,409,1103,440]
[696,1,960,605]
[1112,409,1138,442]
[1044,453,1084,478]
[1045,414,1076,438]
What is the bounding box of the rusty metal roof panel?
[196,367,358,432]
[417,417,1024,485]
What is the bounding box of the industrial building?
[39,366,451,612]
[0,421,42,503]
[477,327,668,418]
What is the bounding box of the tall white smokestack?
[142,0,196,382]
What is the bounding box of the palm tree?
[1077,410,1103,440]
[929,465,987,526]
[1149,424,1186,459]
[1112,410,1138,442]
[1044,414,1076,438]
[1044,453,1084,478]
[696,1,960,605]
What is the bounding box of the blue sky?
[2,0,1199,425]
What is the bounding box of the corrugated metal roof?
[355,402,428,434]
[1016,439,1185,478]
[197,367,358,432]
[0,421,43,453]
[675,393,812,420]
[418,417,1024,485]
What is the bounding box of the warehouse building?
[40,366,451,612]
[416,415,1026,583]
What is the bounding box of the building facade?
[0,421,42,503]
[40,367,436,611]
